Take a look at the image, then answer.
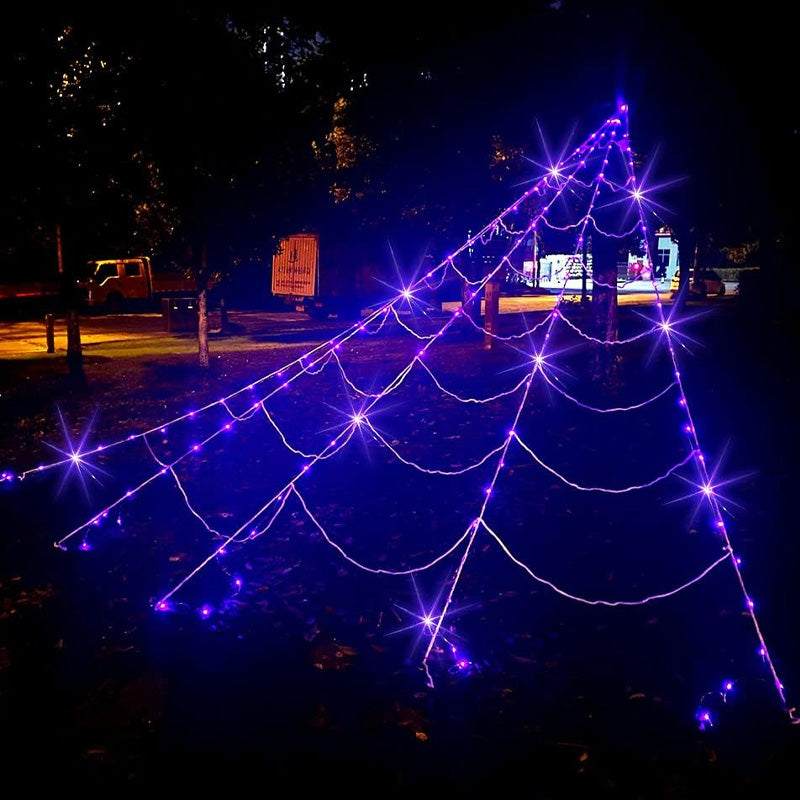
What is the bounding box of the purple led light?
[27,102,791,725]
[696,709,713,730]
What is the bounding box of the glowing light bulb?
[697,709,713,728]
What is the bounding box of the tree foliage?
[0,5,546,292]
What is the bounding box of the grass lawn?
[1,297,798,794]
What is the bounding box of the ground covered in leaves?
[1,297,798,796]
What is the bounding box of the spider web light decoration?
[6,103,796,728]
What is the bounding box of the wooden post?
[45,313,55,353]
[483,279,500,350]
[66,309,83,374]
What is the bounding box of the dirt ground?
[1,297,799,796]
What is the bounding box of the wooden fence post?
[45,313,55,353]
[483,279,500,349]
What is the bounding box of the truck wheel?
[308,306,329,321]
[106,293,124,313]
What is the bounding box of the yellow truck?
[79,257,196,312]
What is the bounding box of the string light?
[7,102,796,727]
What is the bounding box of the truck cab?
[80,257,154,311]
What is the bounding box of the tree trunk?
[197,244,210,368]
[198,287,209,368]
[590,231,620,390]
[220,296,228,332]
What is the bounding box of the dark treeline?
[1,3,795,298]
